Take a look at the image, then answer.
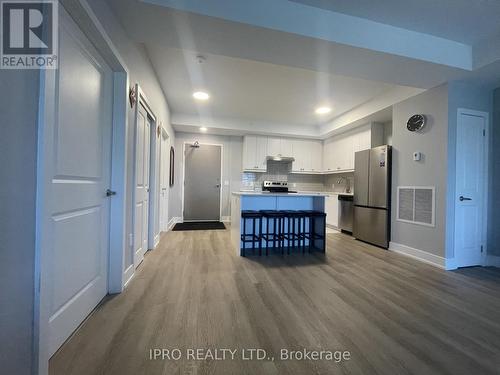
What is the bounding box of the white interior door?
[46,9,112,356]
[160,131,170,231]
[134,104,151,267]
[454,109,487,267]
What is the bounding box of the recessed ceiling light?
[200,126,208,132]
[193,91,210,100]
[315,106,332,115]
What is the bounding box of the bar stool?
[299,210,327,253]
[260,210,286,255]
[281,210,306,254]
[241,210,262,256]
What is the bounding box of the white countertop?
[233,191,330,197]
[326,191,354,196]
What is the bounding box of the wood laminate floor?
[50,229,500,375]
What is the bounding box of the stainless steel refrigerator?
[353,145,391,248]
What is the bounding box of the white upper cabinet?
[323,134,353,172]
[291,139,322,173]
[291,139,308,172]
[243,122,383,174]
[267,136,293,157]
[310,140,323,172]
[281,138,293,157]
[322,122,384,173]
[243,135,268,172]
[267,136,281,156]
[354,126,372,152]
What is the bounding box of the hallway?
[50,230,500,375]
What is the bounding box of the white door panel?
[134,105,151,267]
[454,111,486,267]
[47,9,112,356]
[160,132,170,231]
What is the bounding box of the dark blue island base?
[231,193,328,256]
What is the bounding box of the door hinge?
[481,245,483,253]
[483,129,486,136]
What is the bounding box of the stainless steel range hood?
[266,155,295,162]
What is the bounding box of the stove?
[262,180,297,193]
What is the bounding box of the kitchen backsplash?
[241,161,354,192]
[324,173,354,193]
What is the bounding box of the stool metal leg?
[266,217,269,256]
[242,218,246,257]
[259,216,262,256]
[252,217,256,252]
[282,217,285,254]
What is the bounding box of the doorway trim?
[132,84,160,269]
[159,127,171,232]
[181,141,223,222]
[453,108,489,267]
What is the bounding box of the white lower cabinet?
[325,196,339,228]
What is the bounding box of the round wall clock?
[407,114,426,132]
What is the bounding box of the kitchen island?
[230,191,329,255]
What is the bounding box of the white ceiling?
[106,0,500,136]
[291,0,500,45]
[147,47,399,127]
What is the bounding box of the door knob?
[459,196,472,201]
[106,189,117,197]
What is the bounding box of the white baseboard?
[486,255,500,267]
[389,242,456,270]
[122,264,134,289]
[221,216,230,222]
[167,217,181,231]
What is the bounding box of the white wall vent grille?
[397,186,435,227]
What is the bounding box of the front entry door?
[454,109,487,267]
[183,144,222,221]
[46,9,112,356]
[134,104,152,267]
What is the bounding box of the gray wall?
[87,0,175,269]
[391,83,493,259]
[170,132,243,220]
[391,84,449,257]
[0,71,40,375]
[383,121,393,145]
[488,88,500,256]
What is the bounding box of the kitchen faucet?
[336,177,351,193]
